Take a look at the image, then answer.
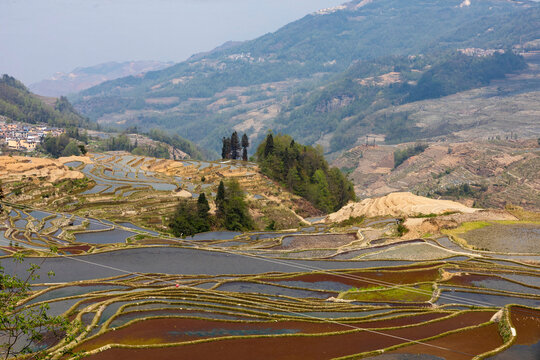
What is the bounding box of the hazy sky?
[0,0,346,84]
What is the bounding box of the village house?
[0,120,65,152]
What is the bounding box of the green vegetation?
[40,134,81,158]
[282,51,526,152]
[0,255,75,359]
[169,180,253,237]
[216,180,254,231]
[256,133,355,213]
[442,221,493,248]
[169,193,211,238]
[339,283,433,302]
[396,223,409,237]
[433,183,487,199]
[99,133,169,159]
[335,216,365,228]
[408,52,527,102]
[410,211,458,219]
[394,143,428,168]
[146,129,208,160]
[100,134,133,152]
[0,75,94,129]
[221,131,249,160]
[71,0,538,154]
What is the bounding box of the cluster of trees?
[433,183,487,200]
[169,179,253,237]
[169,193,211,237]
[215,179,254,231]
[98,133,170,159]
[100,134,134,152]
[221,132,250,161]
[146,129,207,160]
[407,51,527,102]
[393,143,429,168]
[40,133,85,158]
[256,133,355,213]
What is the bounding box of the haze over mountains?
[29,61,174,97]
[67,0,539,155]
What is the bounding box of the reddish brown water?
[387,322,502,360]
[77,312,447,352]
[82,311,493,359]
[510,306,540,345]
[262,268,440,288]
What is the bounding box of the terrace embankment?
[326,192,477,222]
[0,155,84,183]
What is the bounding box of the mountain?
[0,74,94,129]
[30,60,174,97]
[70,0,540,155]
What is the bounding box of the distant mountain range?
[30,61,174,97]
[69,0,540,154]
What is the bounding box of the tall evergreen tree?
[169,200,198,238]
[263,133,274,158]
[230,131,240,160]
[196,193,211,232]
[221,179,254,231]
[222,137,231,159]
[0,180,4,213]
[241,133,249,161]
[241,133,249,149]
[197,193,210,217]
[216,180,226,216]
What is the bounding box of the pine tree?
[197,193,210,217]
[216,180,226,216]
[222,137,231,159]
[263,133,274,157]
[241,133,249,161]
[0,180,3,213]
[241,133,249,149]
[221,179,254,231]
[230,131,240,160]
[169,200,197,237]
[196,193,211,232]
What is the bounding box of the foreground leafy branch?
[0,252,73,360]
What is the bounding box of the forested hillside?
[0,75,94,129]
[256,133,355,213]
[70,0,539,154]
[279,51,528,151]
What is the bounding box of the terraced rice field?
[1,153,539,359]
[2,223,539,359]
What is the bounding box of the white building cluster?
[0,120,64,152]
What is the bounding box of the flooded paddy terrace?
[0,153,539,359]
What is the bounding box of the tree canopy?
[256,133,355,213]
[169,180,253,237]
